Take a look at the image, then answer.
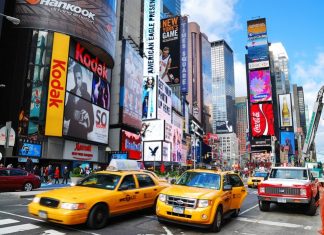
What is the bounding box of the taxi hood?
[162,185,221,199]
[36,186,113,201]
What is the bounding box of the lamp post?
[0,13,20,25]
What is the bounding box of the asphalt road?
[0,187,321,235]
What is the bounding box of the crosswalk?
[0,218,65,235]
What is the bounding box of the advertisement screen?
[251,103,275,137]
[143,141,162,161]
[160,16,181,85]
[91,74,110,110]
[15,0,116,62]
[216,121,233,133]
[121,40,143,129]
[279,94,293,128]
[249,69,272,103]
[18,142,42,157]
[247,18,267,40]
[280,131,295,155]
[111,153,128,160]
[247,44,269,63]
[121,130,141,160]
[158,78,172,123]
[141,120,165,141]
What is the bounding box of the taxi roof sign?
[107,159,140,171]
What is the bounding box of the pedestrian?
[48,165,53,183]
[61,166,69,184]
[44,166,49,183]
[33,165,41,176]
[25,157,34,173]
[54,166,60,184]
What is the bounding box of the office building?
[235,97,248,163]
[218,133,239,168]
[161,0,181,19]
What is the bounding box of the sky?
[182,0,324,160]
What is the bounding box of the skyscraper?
[235,97,248,162]
[292,84,307,136]
[211,40,236,134]
[160,0,181,19]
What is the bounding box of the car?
[28,160,169,229]
[0,167,41,191]
[247,171,269,188]
[140,169,168,183]
[156,169,247,233]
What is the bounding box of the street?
[0,187,321,235]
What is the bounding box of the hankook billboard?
[15,0,116,62]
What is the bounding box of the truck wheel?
[210,206,222,233]
[258,200,270,212]
[305,197,317,216]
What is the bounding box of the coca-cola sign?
[251,103,274,137]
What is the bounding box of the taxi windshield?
[77,174,121,190]
[254,172,268,178]
[176,172,220,190]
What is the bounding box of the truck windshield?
[176,172,220,190]
[270,169,308,180]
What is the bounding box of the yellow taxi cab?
[140,169,168,183]
[247,171,269,188]
[28,160,169,229]
[156,169,247,233]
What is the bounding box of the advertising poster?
[171,125,183,162]
[279,94,293,128]
[158,78,172,123]
[180,16,188,93]
[280,131,295,156]
[141,120,165,142]
[121,40,143,129]
[15,0,116,60]
[162,142,171,162]
[216,121,233,133]
[121,130,142,160]
[91,74,110,110]
[18,141,42,157]
[143,141,162,161]
[249,69,272,103]
[142,75,158,120]
[251,103,275,137]
[160,16,180,84]
[247,18,267,41]
[247,44,269,63]
[164,122,173,143]
[63,140,98,162]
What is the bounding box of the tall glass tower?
[211,40,235,134]
[160,0,181,19]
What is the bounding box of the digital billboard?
[280,131,295,155]
[121,40,143,129]
[180,16,188,93]
[279,94,293,128]
[160,16,180,85]
[247,44,269,63]
[141,120,165,142]
[251,103,275,137]
[143,141,162,162]
[158,78,172,123]
[121,130,141,160]
[15,0,116,62]
[142,75,158,120]
[18,140,42,158]
[249,69,272,103]
[247,18,267,40]
[216,120,233,133]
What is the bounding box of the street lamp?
[0,13,20,25]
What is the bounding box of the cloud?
[234,59,247,97]
[182,0,239,42]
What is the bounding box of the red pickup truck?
[258,167,319,216]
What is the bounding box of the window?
[119,175,136,190]
[10,169,27,176]
[136,174,155,188]
[228,174,244,187]
[0,170,9,176]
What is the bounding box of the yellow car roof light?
[107,159,140,171]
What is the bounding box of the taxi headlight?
[198,199,210,208]
[300,188,307,196]
[32,197,40,203]
[159,194,166,202]
[61,203,86,210]
[259,187,265,193]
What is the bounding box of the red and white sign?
[63,140,98,162]
[251,103,274,137]
[0,127,15,147]
[121,130,142,160]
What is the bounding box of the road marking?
[41,229,66,235]
[162,226,173,235]
[236,217,312,230]
[0,223,39,234]
[239,204,258,215]
[0,219,19,226]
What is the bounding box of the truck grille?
[166,196,197,208]
[39,197,60,208]
[265,187,300,195]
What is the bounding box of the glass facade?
[160,0,181,19]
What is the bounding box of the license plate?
[39,211,48,219]
[277,198,286,203]
[173,206,184,214]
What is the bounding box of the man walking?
[62,166,69,184]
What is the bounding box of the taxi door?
[113,174,142,214]
[228,174,247,210]
[221,175,232,213]
[135,174,160,208]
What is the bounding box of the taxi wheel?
[210,206,222,233]
[86,203,109,229]
[258,200,270,212]
[23,182,33,191]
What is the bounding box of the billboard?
[251,103,275,137]
[158,78,172,123]
[121,130,141,160]
[247,43,269,63]
[164,122,173,143]
[160,16,180,85]
[121,40,143,129]
[18,141,42,157]
[142,75,158,120]
[15,0,116,61]
[45,32,70,137]
[249,69,272,103]
[248,60,270,70]
[279,94,293,128]
[162,142,171,162]
[171,125,183,162]
[216,121,233,133]
[247,18,267,40]
[143,141,162,161]
[180,16,188,93]
[63,140,98,162]
[141,120,165,142]
[280,131,295,155]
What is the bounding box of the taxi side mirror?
[118,184,129,191]
[223,185,232,191]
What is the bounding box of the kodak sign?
[45,32,70,136]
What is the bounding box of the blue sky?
[182,0,324,159]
